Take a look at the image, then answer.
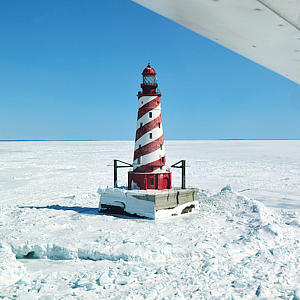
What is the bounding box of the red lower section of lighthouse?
[128,172,172,190]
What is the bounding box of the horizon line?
[1,139,300,142]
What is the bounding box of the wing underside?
[132,0,300,85]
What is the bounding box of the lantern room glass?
[143,75,156,84]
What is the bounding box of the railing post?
[114,160,118,188]
[182,160,186,189]
[171,159,186,189]
[113,160,133,188]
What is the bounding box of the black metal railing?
[112,159,186,189]
[171,160,186,189]
[113,160,132,188]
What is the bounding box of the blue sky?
[0,0,299,140]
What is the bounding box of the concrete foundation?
[98,187,199,219]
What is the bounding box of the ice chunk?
[221,185,232,192]
[0,243,27,287]
[97,271,112,287]
[74,278,96,290]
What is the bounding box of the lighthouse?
[98,63,199,219]
[128,63,171,190]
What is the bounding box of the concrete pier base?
[98,187,199,219]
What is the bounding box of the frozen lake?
[0,140,300,299]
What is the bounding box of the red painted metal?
[142,63,157,76]
[128,171,171,190]
[140,83,158,95]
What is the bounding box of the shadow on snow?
[19,205,147,220]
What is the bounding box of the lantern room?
[140,63,158,94]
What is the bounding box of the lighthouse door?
[163,176,170,189]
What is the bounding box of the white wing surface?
[132,0,300,85]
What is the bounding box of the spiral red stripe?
[137,98,160,120]
[134,135,164,160]
[129,64,171,190]
[134,155,166,173]
[135,115,161,141]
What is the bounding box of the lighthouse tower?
[128,63,172,190]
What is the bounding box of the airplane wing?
[132,0,300,85]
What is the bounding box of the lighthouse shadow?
[19,205,99,215]
[98,205,148,220]
[19,205,146,220]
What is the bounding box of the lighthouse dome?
[142,63,157,76]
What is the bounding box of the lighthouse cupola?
[141,63,158,94]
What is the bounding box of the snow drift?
[1,186,300,298]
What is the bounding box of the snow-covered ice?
[0,140,300,299]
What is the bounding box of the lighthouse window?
[161,157,165,163]
[160,144,162,150]
[149,133,152,139]
[158,122,161,128]
[140,123,143,128]
[150,178,154,186]
[137,157,141,164]
[149,112,152,118]
[143,75,156,84]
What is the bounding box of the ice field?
[0,140,300,299]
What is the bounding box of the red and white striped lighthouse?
[128,63,172,190]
